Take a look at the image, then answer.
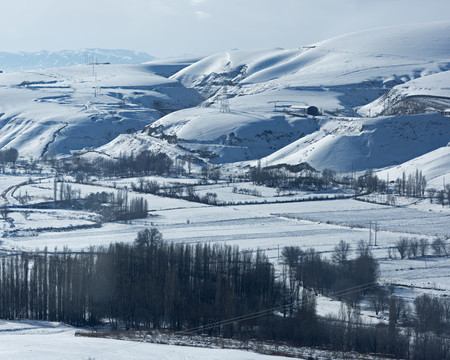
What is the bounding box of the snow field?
[0,320,293,360]
[0,63,202,158]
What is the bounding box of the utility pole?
[219,85,231,113]
[374,221,377,246]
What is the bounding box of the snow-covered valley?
[1,20,450,360]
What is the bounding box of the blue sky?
[2,0,450,58]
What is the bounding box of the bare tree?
[282,246,303,274]
[419,238,429,257]
[322,168,336,187]
[331,240,352,264]
[446,184,450,207]
[135,227,163,247]
[0,205,11,221]
[395,238,409,259]
[356,239,371,257]
[369,287,389,315]
[437,190,445,207]
[408,238,419,258]
[431,238,448,257]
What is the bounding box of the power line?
[178,281,378,335]
[62,280,380,359]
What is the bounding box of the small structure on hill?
[284,105,320,117]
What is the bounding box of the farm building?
[284,105,320,117]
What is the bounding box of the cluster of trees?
[428,184,450,208]
[69,150,173,178]
[280,241,450,359]
[200,164,221,182]
[282,240,378,309]
[0,232,449,358]
[391,236,448,259]
[0,147,19,164]
[414,294,450,334]
[53,178,81,204]
[82,190,148,222]
[248,164,435,203]
[49,177,148,222]
[350,168,426,197]
[131,181,220,205]
[232,186,261,197]
[248,165,386,194]
[249,163,337,191]
[0,233,277,333]
[393,170,427,198]
[0,147,19,168]
[353,168,386,193]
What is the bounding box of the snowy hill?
[0,64,202,157]
[359,70,450,117]
[1,21,449,178]
[173,21,450,92]
[375,146,450,189]
[138,21,450,170]
[261,113,450,172]
[0,49,155,72]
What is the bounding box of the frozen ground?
[0,318,393,360]
[0,320,294,360]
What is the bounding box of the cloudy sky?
[2,0,450,58]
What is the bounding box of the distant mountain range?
[0,49,155,72]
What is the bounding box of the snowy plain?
[0,320,295,360]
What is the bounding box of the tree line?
[248,163,434,201]
[0,147,19,164]
[81,190,148,222]
[0,148,19,174]
[0,232,448,359]
[391,236,449,259]
[0,232,277,333]
[281,240,379,309]
[68,150,173,178]
[249,162,338,191]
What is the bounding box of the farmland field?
[2,173,449,296]
[1,171,449,360]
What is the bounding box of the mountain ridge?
[0,49,155,72]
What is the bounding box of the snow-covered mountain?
[143,21,450,171]
[359,70,450,117]
[1,21,450,182]
[261,113,450,172]
[0,49,155,72]
[0,63,202,157]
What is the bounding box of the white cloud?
[190,0,207,6]
[195,10,211,20]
